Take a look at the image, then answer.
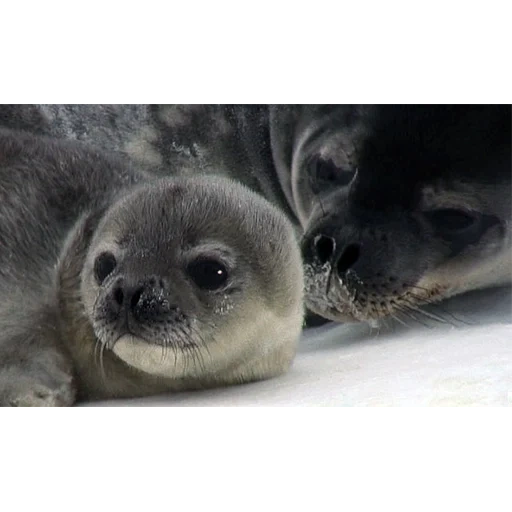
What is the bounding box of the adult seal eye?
[425,208,478,235]
[94,252,117,285]
[187,258,229,291]
[312,156,354,187]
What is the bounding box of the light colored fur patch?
[124,126,163,167]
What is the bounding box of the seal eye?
[94,252,117,285]
[425,208,477,235]
[187,258,228,291]
[313,156,354,187]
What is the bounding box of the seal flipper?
[0,300,76,407]
[0,211,103,407]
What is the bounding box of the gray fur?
[0,129,303,405]
[0,105,295,219]
[1,105,509,325]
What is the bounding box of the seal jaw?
[304,259,451,324]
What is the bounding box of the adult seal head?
[269,105,511,323]
[0,130,304,405]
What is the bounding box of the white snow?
[90,286,512,406]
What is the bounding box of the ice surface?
[89,286,512,407]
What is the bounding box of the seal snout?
[106,276,173,325]
[310,234,362,278]
[302,220,426,322]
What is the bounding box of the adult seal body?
[0,129,304,406]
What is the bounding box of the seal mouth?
[304,262,450,325]
[99,328,180,351]
[91,320,213,379]
[92,313,204,352]
[108,332,208,378]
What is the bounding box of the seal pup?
[0,129,304,406]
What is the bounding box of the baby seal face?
[270,105,511,323]
[79,176,304,383]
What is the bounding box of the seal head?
[270,105,511,323]
[58,175,304,399]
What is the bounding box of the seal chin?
[111,333,205,378]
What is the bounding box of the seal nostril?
[130,287,143,311]
[336,243,361,275]
[113,287,124,306]
[314,235,336,265]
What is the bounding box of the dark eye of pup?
[313,156,354,187]
[425,209,478,234]
[187,258,228,291]
[94,252,117,285]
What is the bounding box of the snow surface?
[89,286,512,407]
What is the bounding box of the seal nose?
[109,282,144,314]
[312,234,361,275]
[108,277,167,321]
[335,243,361,276]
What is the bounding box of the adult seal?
[2,104,510,324]
[0,129,304,406]
[269,105,511,322]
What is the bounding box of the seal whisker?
[387,309,410,328]
[92,334,107,384]
[385,301,412,329]
[406,289,473,326]
[160,339,166,364]
[404,301,451,326]
[404,294,459,326]
[188,338,207,374]
[394,313,412,328]
[185,325,214,375]
[190,340,206,374]
[188,346,198,374]
[164,339,172,365]
[192,344,206,375]
[396,305,434,329]
[193,316,217,330]
[172,339,178,371]
[99,339,107,383]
